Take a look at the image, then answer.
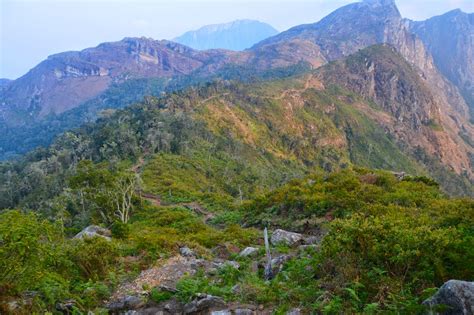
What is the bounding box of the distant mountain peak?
[363,0,396,6]
[173,19,278,51]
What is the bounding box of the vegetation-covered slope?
[0,45,473,314]
[1,168,472,313]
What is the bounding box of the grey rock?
[271,229,303,246]
[106,295,145,311]
[423,280,474,315]
[180,246,195,257]
[235,309,254,315]
[303,236,321,245]
[271,255,292,275]
[56,299,76,312]
[221,261,240,270]
[287,308,301,315]
[211,311,231,315]
[239,247,259,258]
[74,225,111,240]
[183,294,226,314]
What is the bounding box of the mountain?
[0,79,11,89]
[0,38,243,126]
[0,0,472,190]
[316,45,472,183]
[408,9,474,118]
[173,19,278,51]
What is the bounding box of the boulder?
[239,247,259,258]
[271,229,303,246]
[287,308,301,315]
[106,295,145,312]
[423,280,474,314]
[74,225,111,240]
[183,294,226,314]
[180,246,196,257]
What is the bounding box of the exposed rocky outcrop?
[271,229,304,246]
[239,247,259,258]
[183,294,226,314]
[315,45,473,181]
[423,280,474,315]
[409,10,474,118]
[73,225,111,240]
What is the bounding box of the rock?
[106,295,145,311]
[287,308,301,315]
[221,261,240,270]
[302,236,321,245]
[180,246,195,257]
[211,311,231,315]
[55,299,76,312]
[423,280,474,314]
[235,309,254,315]
[271,255,292,275]
[74,225,111,240]
[271,229,303,246]
[162,297,185,313]
[155,284,178,293]
[239,247,259,258]
[183,294,226,314]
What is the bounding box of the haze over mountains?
[173,19,278,51]
[0,0,472,196]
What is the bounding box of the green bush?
[70,237,119,280]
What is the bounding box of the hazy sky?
[1,0,473,79]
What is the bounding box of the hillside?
[1,75,473,312]
[1,46,472,215]
[1,0,472,165]
[174,20,278,51]
[409,9,474,118]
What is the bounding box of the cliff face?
[0,38,241,124]
[409,10,474,117]
[316,45,473,178]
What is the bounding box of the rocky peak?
[363,0,396,6]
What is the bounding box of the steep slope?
[254,0,471,119]
[174,20,278,51]
[0,79,11,89]
[316,45,473,182]
[2,47,473,220]
[0,38,244,125]
[409,9,474,118]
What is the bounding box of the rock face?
[174,20,278,51]
[183,294,226,314]
[106,295,145,312]
[409,10,474,117]
[239,247,259,258]
[315,45,473,180]
[73,225,111,240]
[271,229,303,246]
[179,246,196,257]
[0,38,239,126]
[423,280,474,315]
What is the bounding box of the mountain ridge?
[173,19,278,51]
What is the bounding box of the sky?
[1,0,473,80]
